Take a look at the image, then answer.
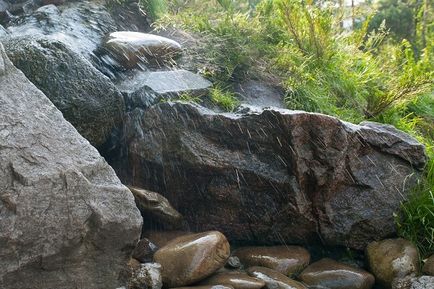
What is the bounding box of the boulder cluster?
[0,1,432,289]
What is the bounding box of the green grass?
[395,159,434,258]
[210,87,240,112]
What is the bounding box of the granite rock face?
[0,43,142,289]
[113,102,426,249]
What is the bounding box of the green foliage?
[210,87,240,111]
[395,159,434,258]
[140,0,167,20]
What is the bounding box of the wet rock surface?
[392,275,434,289]
[0,43,142,289]
[127,259,163,289]
[103,31,182,69]
[129,186,184,229]
[200,271,266,289]
[246,266,308,289]
[112,102,426,249]
[233,246,310,276]
[173,286,235,289]
[154,231,230,287]
[5,35,125,146]
[423,255,434,276]
[132,238,159,263]
[366,239,420,288]
[299,258,374,289]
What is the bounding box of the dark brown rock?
[113,102,426,250]
[423,255,434,276]
[299,258,374,289]
[132,238,159,263]
[366,238,420,288]
[200,271,266,289]
[129,186,183,228]
[153,231,230,287]
[233,246,310,276]
[246,266,308,289]
[172,286,234,289]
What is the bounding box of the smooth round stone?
[246,266,308,289]
[172,285,234,289]
[299,258,375,289]
[153,231,230,287]
[366,238,419,288]
[143,230,191,247]
[233,246,310,276]
[423,255,434,276]
[104,31,182,69]
[200,271,266,289]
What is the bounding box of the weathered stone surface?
[366,239,420,289]
[117,70,212,111]
[226,256,242,269]
[154,231,230,287]
[0,43,142,288]
[143,230,191,247]
[172,286,235,289]
[299,258,374,289]
[246,266,308,289]
[234,79,285,109]
[112,102,426,249]
[5,36,125,146]
[392,276,434,289]
[103,31,182,69]
[129,186,183,228]
[200,271,266,289]
[127,260,163,289]
[233,246,310,276]
[132,238,159,263]
[423,255,434,276]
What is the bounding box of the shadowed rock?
[128,186,184,228]
[423,255,434,276]
[112,102,426,249]
[172,286,234,289]
[0,43,142,289]
[299,258,374,289]
[132,238,159,263]
[233,246,310,276]
[246,266,308,289]
[154,231,230,287]
[200,271,266,289]
[143,230,191,247]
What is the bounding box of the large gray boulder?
[5,36,125,146]
[113,102,426,250]
[0,43,142,288]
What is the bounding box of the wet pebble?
[299,258,374,289]
[200,271,266,289]
[233,246,310,276]
[132,238,158,263]
[143,230,191,247]
[154,231,230,287]
[246,266,308,289]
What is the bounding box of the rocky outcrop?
[113,102,426,249]
[5,36,125,146]
[0,43,142,288]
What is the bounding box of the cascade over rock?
[0,43,142,289]
[112,102,426,250]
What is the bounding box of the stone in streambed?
[200,271,266,289]
[104,31,182,69]
[233,246,310,276]
[246,266,308,289]
[132,238,159,263]
[128,186,183,228]
[153,231,230,287]
[366,238,419,288]
[299,258,374,289]
[143,230,191,247]
[423,255,434,276]
[172,286,234,289]
[126,259,162,289]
